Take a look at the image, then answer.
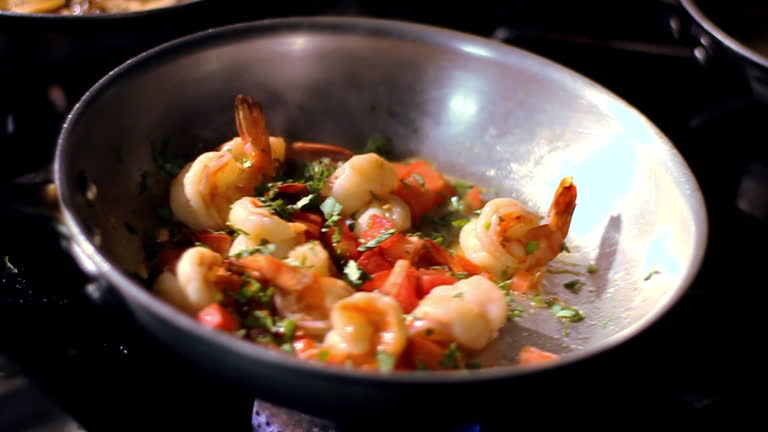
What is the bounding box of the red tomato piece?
[379,260,420,313]
[418,268,458,296]
[321,221,360,261]
[291,211,324,240]
[379,234,424,263]
[518,345,560,365]
[357,249,394,275]
[197,304,239,332]
[466,186,483,211]
[193,232,233,255]
[359,214,396,244]
[360,270,391,292]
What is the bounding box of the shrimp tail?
[234,94,274,178]
[548,177,577,238]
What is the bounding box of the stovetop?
[2,1,766,431]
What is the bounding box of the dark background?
[1,1,766,430]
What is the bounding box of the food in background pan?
[0,0,191,14]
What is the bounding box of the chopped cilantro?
[239,156,253,168]
[320,197,343,227]
[452,292,464,298]
[525,241,539,255]
[561,243,571,253]
[451,219,470,228]
[453,271,469,280]
[453,180,472,197]
[358,228,398,251]
[230,241,277,258]
[290,193,316,212]
[439,342,464,369]
[194,242,211,250]
[226,221,250,238]
[316,350,330,362]
[644,270,661,281]
[364,134,393,158]
[411,173,426,187]
[151,139,185,176]
[376,350,396,372]
[343,260,368,288]
[302,158,337,193]
[483,221,491,230]
[563,279,584,293]
[549,301,584,322]
[281,319,297,343]
[587,264,598,274]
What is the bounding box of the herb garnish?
[587,264,598,274]
[358,228,397,251]
[230,240,277,258]
[411,173,426,188]
[439,342,464,369]
[563,279,584,293]
[343,259,368,288]
[226,221,250,238]
[644,270,661,281]
[525,241,539,255]
[376,350,396,372]
[363,134,393,158]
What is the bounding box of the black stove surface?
[2,1,766,431]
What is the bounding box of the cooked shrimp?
[459,177,577,279]
[286,241,333,276]
[170,95,278,231]
[409,275,506,351]
[353,194,412,235]
[153,246,223,314]
[322,153,400,217]
[323,292,408,367]
[227,197,304,258]
[231,255,354,335]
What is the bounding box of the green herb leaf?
[439,342,464,369]
[451,219,470,229]
[194,242,211,250]
[230,242,277,258]
[364,134,393,158]
[239,156,253,169]
[376,350,396,372]
[555,308,584,322]
[525,241,539,255]
[289,193,316,212]
[411,173,426,187]
[343,260,367,288]
[644,270,661,281]
[316,350,330,362]
[281,319,297,343]
[358,228,398,251]
[452,292,464,298]
[563,279,584,293]
[226,221,251,238]
[453,180,472,197]
[320,197,343,228]
[587,264,598,274]
[561,243,571,253]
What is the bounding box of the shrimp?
[170,95,279,231]
[322,292,408,367]
[353,194,412,235]
[227,197,304,258]
[230,255,354,336]
[322,153,400,217]
[459,177,577,279]
[286,241,333,276]
[153,246,224,314]
[409,275,506,351]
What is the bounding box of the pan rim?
[54,15,708,384]
[0,0,204,20]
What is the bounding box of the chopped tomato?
[194,232,233,255]
[449,253,485,276]
[360,269,391,292]
[393,159,456,224]
[357,249,393,275]
[508,270,545,294]
[379,234,424,263]
[293,338,322,361]
[406,335,447,370]
[291,211,324,240]
[418,268,458,296]
[359,214,396,244]
[518,345,560,365]
[466,186,483,211]
[416,238,454,268]
[197,304,239,332]
[379,259,420,313]
[321,221,359,261]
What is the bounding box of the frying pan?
[680,0,768,100]
[54,17,707,425]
